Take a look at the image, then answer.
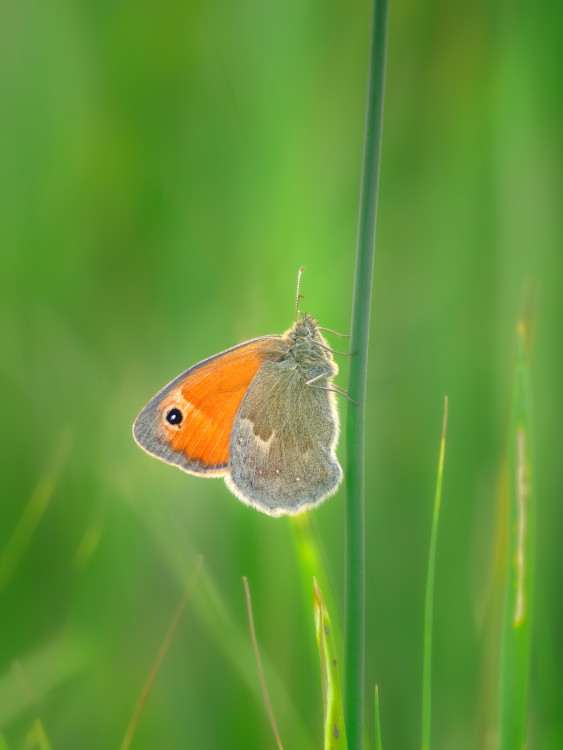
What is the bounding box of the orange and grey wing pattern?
[133,336,288,474]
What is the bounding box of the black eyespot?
[166,408,183,426]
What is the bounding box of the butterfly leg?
[317,326,351,338]
[312,340,357,357]
[305,373,359,405]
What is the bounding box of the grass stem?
[243,577,284,750]
[498,322,535,749]
[421,397,448,750]
[374,685,383,750]
[120,556,203,750]
[345,0,389,747]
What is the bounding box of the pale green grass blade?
[243,577,284,750]
[0,432,71,590]
[422,397,448,750]
[374,685,383,750]
[25,719,52,750]
[498,322,535,749]
[314,578,347,750]
[120,557,203,750]
[0,632,88,726]
[72,517,104,571]
[0,733,9,750]
[291,514,343,659]
[132,497,315,749]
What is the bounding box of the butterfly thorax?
[282,313,337,380]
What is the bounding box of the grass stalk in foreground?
[345,0,389,746]
[498,322,535,749]
[120,556,203,750]
[0,432,71,591]
[374,685,383,750]
[141,504,314,748]
[291,514,344,657]
[25,719,52,750]
[243,577,284,750]
[421,397,448,750]
[314,578,347,750]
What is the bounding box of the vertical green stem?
[374,685,383,750]
[498,323,535,749]
[421,398,448,750]
[345,0,389,748]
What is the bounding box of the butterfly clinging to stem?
[133,268,352,517]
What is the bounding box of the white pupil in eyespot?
[166,408,183,425]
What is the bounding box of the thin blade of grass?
[345,0,389,745]
[0,734,9,750]
[498,322,535,749]
[25,719,52,750]
[291,514,343,660]
[72,518,103,571]
[243,577,284,750]
[374,685,383,750]
[314,578,347,750]
[0,633,87,726]
[11,659,37,704]
[119,555,203,750]
[133,496,315,748]
[0,431,71,590]
[422,396,448,750]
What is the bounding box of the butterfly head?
[285,312,335,372]
[291,311,318,338]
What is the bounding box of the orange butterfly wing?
[133,336,288,475]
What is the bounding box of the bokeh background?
[1,0,561,748]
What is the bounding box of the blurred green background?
[1,0,561,748]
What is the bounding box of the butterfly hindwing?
[225,358,343,516]
[133,336,288,475]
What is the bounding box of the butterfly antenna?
[295,266,305,320]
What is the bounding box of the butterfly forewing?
[133,337,288,474]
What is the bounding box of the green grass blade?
[0,432,71,590]
[133,499,315,749]
[25,719,52,750]
[345,0,389,746]
[422,397,448,750]
[243,577,284,750]
[291,514,344,659]
[120,557,203,750]
[0,734,9,750]
[314,578,347,750]
[374,685,383,750]
[0,633,88,726]
[498,322,535,749]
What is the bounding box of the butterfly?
[133,270,350,517]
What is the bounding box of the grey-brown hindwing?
[226,358,342,516]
